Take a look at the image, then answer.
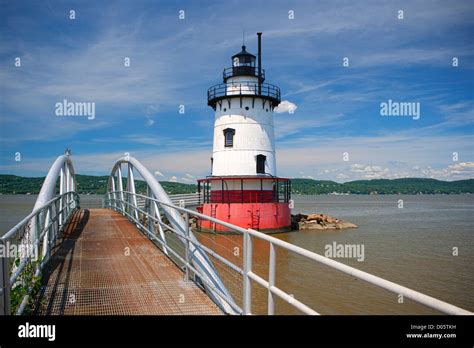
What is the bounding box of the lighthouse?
[197,33,292,233]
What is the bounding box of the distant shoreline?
[0,192,472,196]
[0,174,473,195]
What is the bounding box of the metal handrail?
[0,191,80,315]
[104,190,473,316]
[104,193,242,314]
[135,194,199,209]
[106,156,238,314]
[168,193,200,206]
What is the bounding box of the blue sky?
[0,0,473,182]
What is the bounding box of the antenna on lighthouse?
[257,32,262,94]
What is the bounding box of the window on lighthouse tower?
[223,128,235,147]
[256,154,266,174]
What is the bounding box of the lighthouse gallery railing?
[207,81,281,107]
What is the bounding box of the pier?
[35,208,220,315]
[1,152,472,316]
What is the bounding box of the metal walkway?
[34,208,222,315]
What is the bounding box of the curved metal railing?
[103,190,472,316]
[103,153,472,316]
[0,152,79,315]
[3,151,471,316]
[105,155,239,314]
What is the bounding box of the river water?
[1,194,472,314]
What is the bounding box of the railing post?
[153,200,169,256]
[146,187,152,234]
[184,212,190,281]
[127,164,139,221]
[59,193,64,229]
[34,210,41,261]
[243,231,253,315]
[0,241,11,315]
[44,205,53,261]
[268,242,276,315]
[110,176,117,210]
[59,166,65,225]
[41,206,50,259]
[124,192,128,214]
[64,193,68,220]
[51,200,58,246]
[117,165,124,212]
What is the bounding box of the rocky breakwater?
[292,213,357,231]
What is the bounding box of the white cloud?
[350,164,366,173]
[448,162,474,173]
[274,100,297,114]
[169,176,178,183]
[180,173,196,183]
[154,170,164,177]
[417,162,474,179]
[145,118,155,126]
[350,164,390,179]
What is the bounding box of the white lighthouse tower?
[198,33,291,232]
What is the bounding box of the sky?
[0,0,473,183]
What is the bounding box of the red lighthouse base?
[198,202,291,233]
[197,177,292,233]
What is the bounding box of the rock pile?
[291,213,357,231]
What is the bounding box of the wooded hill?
[0,175,472,195]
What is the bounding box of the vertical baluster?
[184,212,190,281]
[0,239,11,315]
[110,175,117,211]
[59,166,65,226]
[152,197,168,256]
[117,164,124,212]
[268,242,276,315]
[42,205,52,261]
[145,186,151,233]
[243,231,253,315]
[127,164,139,222]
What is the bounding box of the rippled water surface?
[1,194,472,314]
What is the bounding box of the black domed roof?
[231,45,256,60]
